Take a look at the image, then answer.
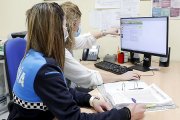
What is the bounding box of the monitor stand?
[128,64,150,72]
[128,54,151,72]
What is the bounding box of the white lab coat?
[64,33,103,88]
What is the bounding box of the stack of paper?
[98,81,176,111]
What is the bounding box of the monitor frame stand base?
[128,65,150,72]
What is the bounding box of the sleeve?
[68,88,90,107]
[34,65,131,120]
[64,49,103,88]
[74,33,97,49]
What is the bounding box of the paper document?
[98,82,176,111]
[171,0,180,8]
[95,0,121,9]
[90,0,140,29]
[120,0,140,17]
[90,9,121,29]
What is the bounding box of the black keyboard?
[94,61,133,75]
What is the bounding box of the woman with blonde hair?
[61,1,140,89]
[8,2,145,120]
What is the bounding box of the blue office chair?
[4,38,26,100]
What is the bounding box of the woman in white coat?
[61,2,140,88]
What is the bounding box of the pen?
[131,98,136,103]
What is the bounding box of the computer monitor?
[120,17,168,71]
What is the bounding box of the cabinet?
[0,60,8,95]
[0,59,9,114]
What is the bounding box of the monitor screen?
[120,17,169,71]
[120,17,168,57]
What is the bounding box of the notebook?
[98,81,176,111]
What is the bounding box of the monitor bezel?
[120,16,169,57]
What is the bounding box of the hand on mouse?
[120,71,140,81]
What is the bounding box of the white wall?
[0,0,42,39]
[0,0,180,61]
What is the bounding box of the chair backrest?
[4,38,26,100]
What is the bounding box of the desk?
[80,61,180,120]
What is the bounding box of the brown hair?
[61,1,81,51]
[26,2,65,68]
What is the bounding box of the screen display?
[120,17,168,57]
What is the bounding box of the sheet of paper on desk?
[99,83,176,111]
